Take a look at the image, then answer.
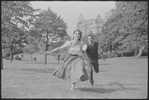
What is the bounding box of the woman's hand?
[44,51,47,55]
[45,51,50,54]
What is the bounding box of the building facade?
[77,14,105,36]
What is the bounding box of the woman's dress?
[52,41,89,83]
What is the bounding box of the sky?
[30,1,116,37]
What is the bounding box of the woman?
[46,30,88,90]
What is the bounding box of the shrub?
[15,56,22,61]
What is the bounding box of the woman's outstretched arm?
[46,41,71,54]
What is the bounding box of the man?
[82,35,100,86]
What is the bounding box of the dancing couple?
[46,30,100,90]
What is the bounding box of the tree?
[99,8,124,53]
[116,1,148,57]
[2,25,29,60]
[33,7,68,65]
[99,1,148,57]
[23,44,40,60]
[1,1,37,64]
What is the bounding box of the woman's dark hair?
[72,30,82,41]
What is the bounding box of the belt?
[69,54,78,56]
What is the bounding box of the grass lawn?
[1,54,148,99]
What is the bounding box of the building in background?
[77,14,105,36]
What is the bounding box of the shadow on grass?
[20,68,56,74]
[26,62,63,66]
[78,87,119,94]
[22,59,32,61]
[132,56,148,59]
[99,70,107,72]
[99,63,110,65]
[78,82,138,94]
[48,62,63,65]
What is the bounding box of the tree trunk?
[136,46,145,57]
[31,54,33,60]
[10,45,13,62]
[110,43,112,53]
[134,47,139,56]
[1,48,3,70]
[121,48,124,57]
[45,31,49,65]
[44,53,47,65]
[44,44,48,65]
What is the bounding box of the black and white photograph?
[1,1,148,99]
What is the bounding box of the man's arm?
[82,44,87,53]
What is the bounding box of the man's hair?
[87,34,94,39]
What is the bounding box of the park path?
[1,55,148,99]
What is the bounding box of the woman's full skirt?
[52,54,89,83]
